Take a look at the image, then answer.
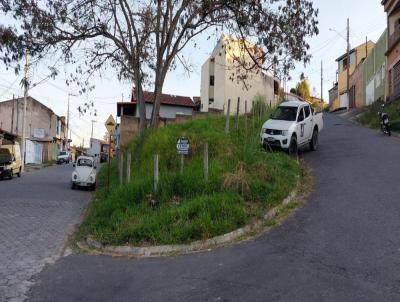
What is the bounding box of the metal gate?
[392,61,400,99]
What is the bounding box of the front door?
[303,105,313,141]
[296,107,307,145]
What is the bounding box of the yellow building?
[331,41,375,111]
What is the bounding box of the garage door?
[340,93,348,108]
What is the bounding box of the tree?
[0,0,319,130]
[296,79,311,101]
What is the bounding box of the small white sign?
[33,128,45,139]
[176,138,189,155]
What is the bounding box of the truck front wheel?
[287,136,298,156]
[310,129,318,151]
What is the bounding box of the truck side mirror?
[73,163,76,167]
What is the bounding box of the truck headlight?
[281,130,288,136]
[73,174,78,180]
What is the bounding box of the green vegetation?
[356,100,400,133]
[78,110,300,246]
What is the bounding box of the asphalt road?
[25,114,400,301]
[0,164,91,302]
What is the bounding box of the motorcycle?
[378,103,391,136]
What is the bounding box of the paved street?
[0,164,91,302]
[15,114,400,301]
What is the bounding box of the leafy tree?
[296,79,311,101]
[0,0,319,131]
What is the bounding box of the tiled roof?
[131,91,195,108]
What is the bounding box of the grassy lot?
[356,99,400,133]
[78,110,300,246]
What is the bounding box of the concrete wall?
[349,63,364,108]
[363,29,387,105]
[135,103,193,119]
[120,110,223,149]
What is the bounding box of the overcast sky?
[0,0,387,147]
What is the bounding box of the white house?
[200,34,280,115]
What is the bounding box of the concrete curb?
[80,183,300,258]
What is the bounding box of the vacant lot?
[78,111,300,246]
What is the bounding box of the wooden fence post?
[119,151,124,185]
[235,97,240,131]
[180,154,184,175]
[225,99,231,134]
[126,153,131,183]
[154,154,159,192]
[203,143,209,181]
[245,100,248,136]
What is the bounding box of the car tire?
[287,136,298,156]
[71,182,76,190]
[310,129,318,151]
[8,172,13,180]
[17,168,21,178]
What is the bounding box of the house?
[200,34,280,115]
[0,96,67,164]
[328,84,338,107]
[117,91,196,148]
[87,138,109,159]
[363,29,387,105]
[117,91,195,120]
[331,41,375,111]
[383,0,400,100]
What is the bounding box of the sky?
[0,0,387,147]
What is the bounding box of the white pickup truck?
[260,100,323,155]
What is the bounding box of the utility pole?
[21,49,30,172]
[67,93,70,150]
[321,60,324,112]
[11,95,15,134]
[346,17,350,111]
[91,120,97,139]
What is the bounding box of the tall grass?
[79,110,300,246]
[356,99,400,132]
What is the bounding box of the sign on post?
[176,137,190,155]
[105,115,117,133]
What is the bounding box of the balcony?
[388,26,400,54]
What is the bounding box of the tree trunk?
[150,69,168,128]
[135,71,146,133]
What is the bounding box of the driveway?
[0,164,91,302]
[27,114,400,301]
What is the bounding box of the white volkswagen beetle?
[71,156,97,190]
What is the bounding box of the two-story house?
[200,34,280,115]
[331,41,375,111]
[383,0,400,100]
[0,96,66,164]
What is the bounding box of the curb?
[80,183,301,258]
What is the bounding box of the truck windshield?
[59,151,67,156]
[271,106,298,121]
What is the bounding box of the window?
[271,106,298,121]
[297,108,305,122]
[209,75,215,86]
[209,98,214,105]
[77,158,93,167]
[304,106,311,118]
